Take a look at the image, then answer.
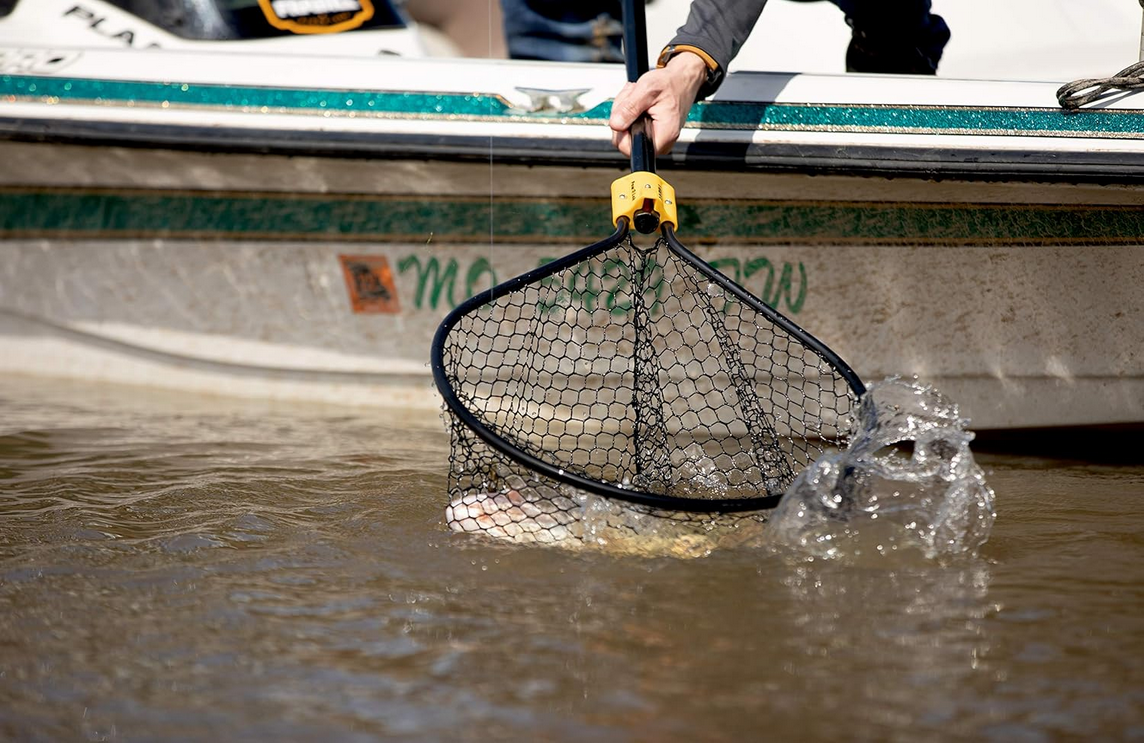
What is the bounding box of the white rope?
[1056,61,1144,110]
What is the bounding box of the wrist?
[664,52,708,95]
[657,43,724,99]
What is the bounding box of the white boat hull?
[2,47,1142,429]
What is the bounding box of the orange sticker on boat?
[258,0,374,34]
[339,255,400,314]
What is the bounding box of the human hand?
[609,51,708,156]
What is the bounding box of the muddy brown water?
[0,376,1141,741]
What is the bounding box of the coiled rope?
[1057,61,1144,110]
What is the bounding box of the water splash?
[677,442,725,494]
[767,377,996,562]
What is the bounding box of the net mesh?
[436,228,862,547]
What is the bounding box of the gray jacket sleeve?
[667,0,769,94]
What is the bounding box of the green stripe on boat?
[3,75,1144,138]
[1,188,1142,245]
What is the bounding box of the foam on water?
[767,377,996,562]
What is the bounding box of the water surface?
[0,376,1141,741]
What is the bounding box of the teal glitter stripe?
[689,100,1144,136]
[2,74,1143,137]
[0,74,606,120]
[2,189,1143,245]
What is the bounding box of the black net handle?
[621,0,656,176]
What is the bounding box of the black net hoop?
[432,219,865,517]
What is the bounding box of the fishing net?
[432,221,865,546]
[431,0,863,548]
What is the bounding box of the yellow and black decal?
[258,0,375,34]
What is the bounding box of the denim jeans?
[500,0,949,73]
[501,0,625,62]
